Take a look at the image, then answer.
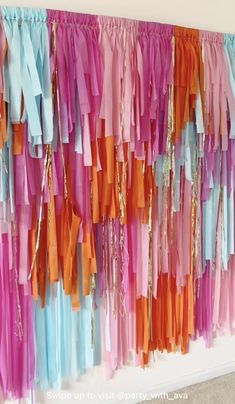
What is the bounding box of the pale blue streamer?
[1,7,21,123]
[1,7,53,153]
[222,185,234,269]
[203,185,220,267]
[224,34,235,138]
[35,244,101,389]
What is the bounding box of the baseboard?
[124,361,235,404]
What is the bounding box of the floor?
[149,372,235,404]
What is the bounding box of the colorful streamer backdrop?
[0,5,235,401]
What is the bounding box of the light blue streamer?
[224,34,235,138]
[203,185,220,267]
[222,185,234,269]
[1,7,53,151]
[35,244,101,389]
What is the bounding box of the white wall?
[3,1,235,403]
[3,0,235,33]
